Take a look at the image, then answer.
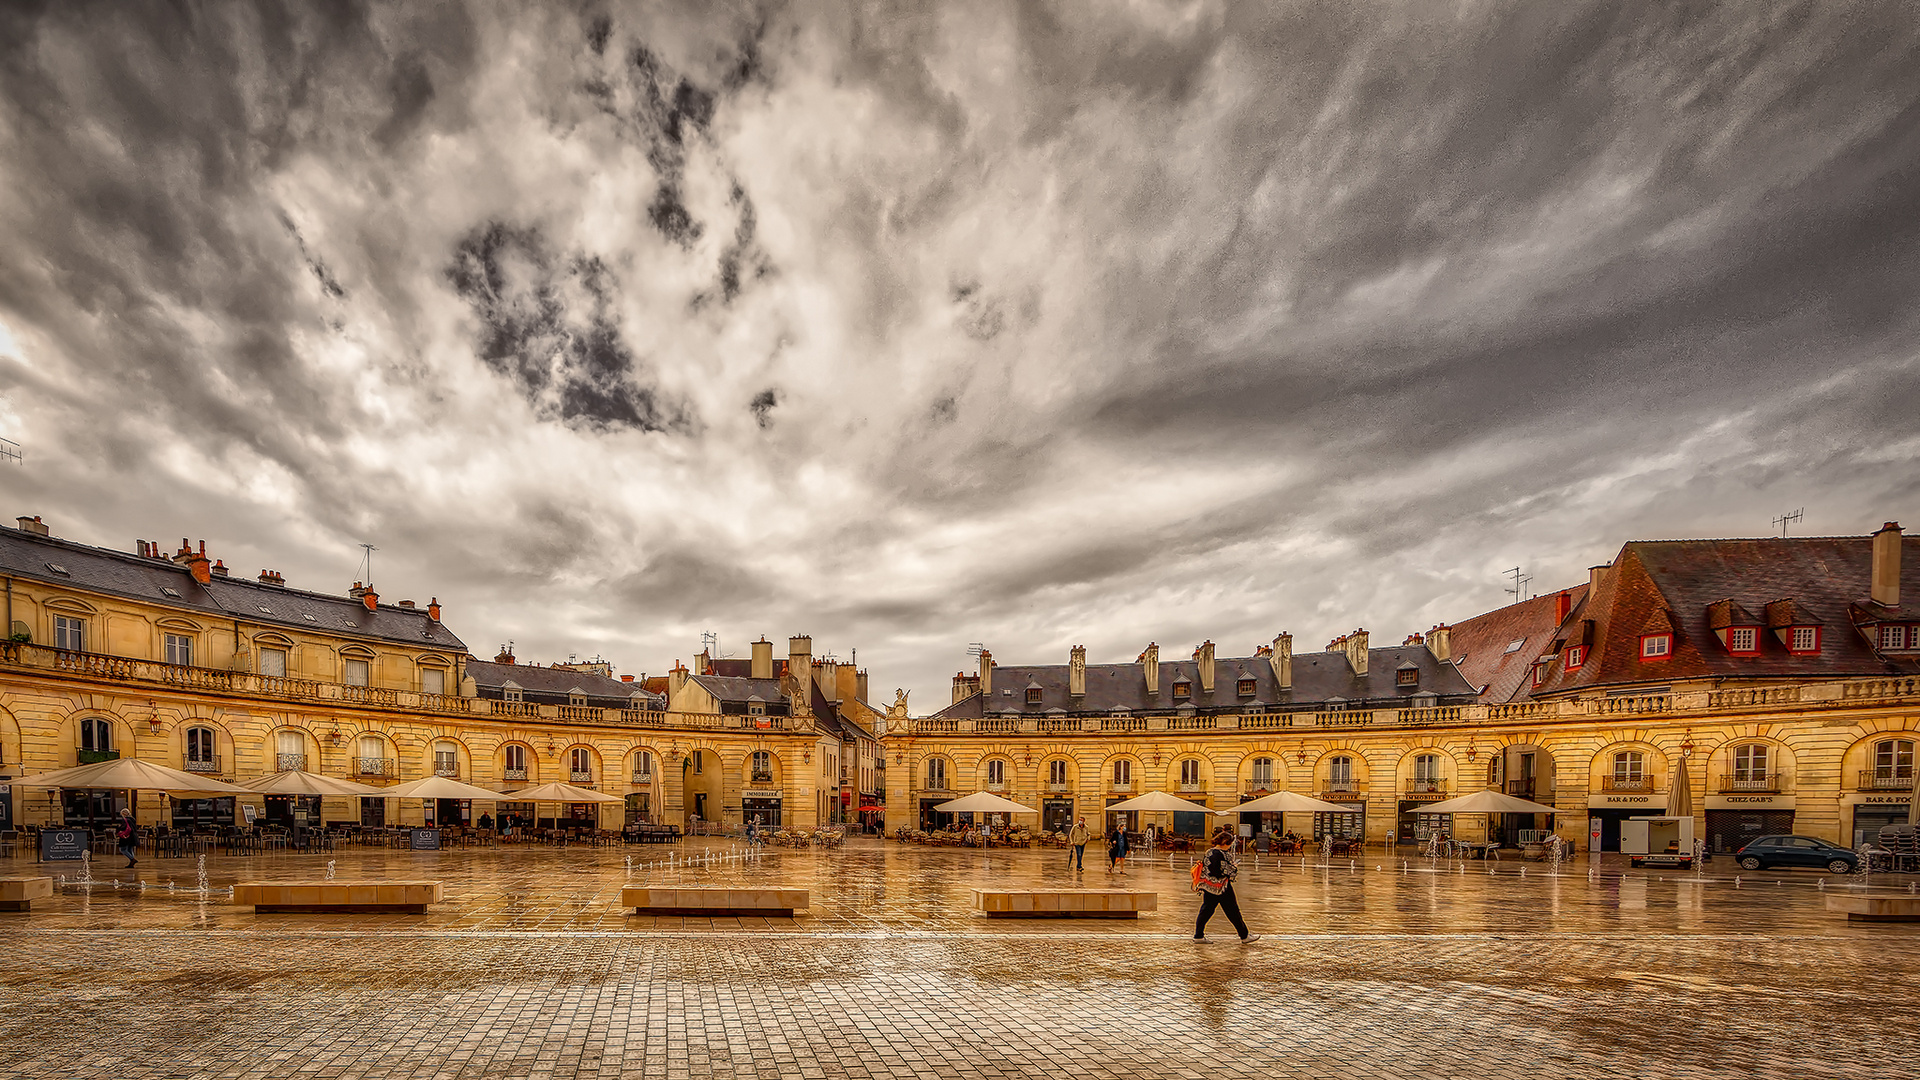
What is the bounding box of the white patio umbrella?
[240,769,384,797]
[932,791,1038,815]
[383,775,507,801]
[496,781,626,830]
[11,757,257,795]
[1103,790,1213,813]
[1218,790,1352,815]
[1418,787,1559,816]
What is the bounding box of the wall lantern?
[147,716,164,736]
[327,728,344,746]
[1679,731,1695,758]
[1296,748,1308,766]
[1464,740,1478,763]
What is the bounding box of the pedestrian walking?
[115,808,139,868]
[1106,821,1129,874]
[1193,825,1259,942]
[1067,817,1092,870]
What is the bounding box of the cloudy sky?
[2,1,1918,709]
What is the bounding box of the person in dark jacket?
[1106,822,1129,873]
[1194,826,1259,942]
[115,809,139,868]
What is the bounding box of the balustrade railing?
[1596,694,1672,716]
[1719,774,1781,792]
[275,753,307,772]
[1102,717,1146,732]
[569,770,593,783]
[975,718,1017,734]
[1858,770,1914,791]
[1169,716,1217,731]
[503,767,528,782]
[184,755,221,774]
[355,756,397,779]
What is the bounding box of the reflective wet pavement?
[3,839,1917,1077]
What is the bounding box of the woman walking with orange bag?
[1193,826,1259,942]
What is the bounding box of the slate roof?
[929,645,1477,719]
[1445,586,1587,704]
[1531,533,1920,694]
[0,525,466,651]
[689,673,791,711]
[465,659,663,709]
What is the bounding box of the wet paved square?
[2,839,1916,1077]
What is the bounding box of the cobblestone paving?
[2,840,1917,1078]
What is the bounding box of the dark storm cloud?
[1,1,1918,705]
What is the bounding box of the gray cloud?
[2,1,1918,707]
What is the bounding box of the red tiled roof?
[1446,586,1587,704]
[1532,534,1920,694]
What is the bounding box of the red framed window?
[1564,645,1586,671]
[1788,626,1820,655]
[1639,634,1671,660]
[1531,662,1548,687]
[1727,627,1759,654]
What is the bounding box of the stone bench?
[1827,894,1920,922]
[621,886,808,916]
[0,877,54,912]
[233,880,442,913]
[971,889,1157,919]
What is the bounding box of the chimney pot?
[398,599,415,609]
[1872,521,1903,607]
[621,674,635,683]
[428,597,441,621]
[361,588,378,612]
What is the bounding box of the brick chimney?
[427,597,441,621]
[668,659,688,698]
[397,599,415,609]
[1590,563,1611,597]
[494,643,515,665]
[348,581,377,610]
[856,668,869,703]
[1555,590,1573,622]
[952,671,980,704]
[186,541,212,584]
[1426,624,1452,663]
[621,674,635,683]
[978,648,993,697]
[1343,628,1369,676]
[1195,640,1215,694]
[258,569,286,587]
[1872,522,1903,607]
[210,559,228,578]
[694,649,711,676]
[1069,645,1086,697]
[172,538,194,564]
[1140,642,1159,696]
[751,636,774,679]
[15,516,49,537]
[1270,633,1292,689]
[788,636,813,707]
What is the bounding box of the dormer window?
[1727,627,1759,655]
[1530,662,1548,688]
[1172,680,1191,699]
[568,690,586,707]
[1788,626,1820,655]
[1564,645,1586,671]
[503,685,523,702]
[1025,687,1042,705]
[1396,667,1419,687]
[1879,625,1911,651]
[1236,677,1256,697]
[1639,633,1671,660]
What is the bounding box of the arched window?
[80,717,113,753]
[1179,759,1202,789]
[185,727,216,772]
[632,751,654,782]
[504,744,529,780]
[356,735,390,778]
[433,741,459,777]
[1413,753,1439,780]
[275,730,305,772]
[1048,759,1069,789]
[986,759,1006,788]
[925,757,947,790]
[1730,744,1769,785]
[1874,739,1914,782]
[569,747,593,782]
[1250,757,1274,788]
[1111,759,1132,789]
[1612,750,1645,783]
[1327,755,1354,791]
[750,750,773,782]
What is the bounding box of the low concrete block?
[1827,894,1920,922]
[970,889,1157,919]
[621,886,808,916]
[233,880,442,914]
[0,877,54,912]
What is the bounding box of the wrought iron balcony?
[1178,782,1204,793]
[433,762,460,778]
[355,756,397,779]
[630,771,653,785]
[569,770,593,784]
[1244,778,1276,793]
[1858,770,1915,791]
[1601,775,1653,793]
[750,770,774,784]
[184,755,221,774]
[1504,780,1536,797]
[1403,779,1448,800]
[275,753,307,772]
[1719,774,1781,793]
[1045,782,1072,793]
[503,767,528,782]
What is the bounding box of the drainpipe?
[4,575,12,640]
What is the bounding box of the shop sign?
[38,828,88,861]
[1858,794,1913,804]
[741,790,781,799]
[409,827,440,850]
[1587,793,1666,809]
[1704,794,1795,810]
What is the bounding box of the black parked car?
[1733,835,1859,874]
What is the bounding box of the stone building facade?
[0,517,830,833]
[885,524,1920,852]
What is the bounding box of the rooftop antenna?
[0,436,19,465]
[966,642,984,660]
[700,631,718,656]
[1503,566,1533,604]
[1772,508,1804,538]
[357,542,377,585]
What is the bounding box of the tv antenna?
[700,631,718,656]
[1772,508,1804,537]
[1503,566,1533,604]
[357,542,377,585]
[0,436,19,465]
[966,642,985,660]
